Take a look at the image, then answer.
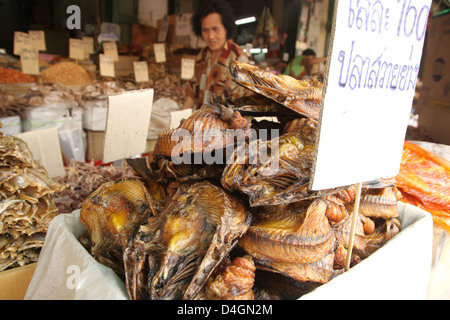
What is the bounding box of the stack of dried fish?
[52,160,137,214]
[0,89,30,118]
[79,61,402,300]
[26,84,80,109]
[0,131,65,271]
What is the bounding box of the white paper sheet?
[25,203,432,300]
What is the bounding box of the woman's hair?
[303,49,317,56]
[191,0,237,39]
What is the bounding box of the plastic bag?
[147,98,180,140]
[58,110,86,165]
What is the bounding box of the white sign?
[311,0,431,190]
[133,61,149,83]
[16,127,65,178]
[103,89,154,163]
[181,58,195,80]
[153,43,166,63]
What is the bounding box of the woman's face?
[201,13,228,54]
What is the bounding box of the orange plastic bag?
[396,141,450,232]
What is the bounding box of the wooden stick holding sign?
[310,0,431,271]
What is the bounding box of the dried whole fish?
[0,134,64,272]
[80,178,161,275]
[355,187,403,219]
[222,117,346,206]
[123,181,251,300]
[195,255,256,300]
[239,199,336,283]
[231,60,323,120]
[153,104,252,159]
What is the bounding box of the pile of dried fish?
[52,160,136,214]
[26,84,80,109]
[0,89,30,118]
[79,61,402,300]
[0,130,65,271]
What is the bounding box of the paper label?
[16,127,65,178]
[311,0,432,190]
[103,41,119,61]
[103,89,155,163]
[99,54,116,78]
[29,30,46,51]
[83,36,94,59]
[153,43,166,63]
[14,32,31,56]
[69,38,85,60]
[133,61,149,83]
[181,58,195,80]
[20,48,40,75]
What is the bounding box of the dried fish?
[222,117,346,206]
[80,178,162,275]
[231,60,323,120]
[239,199,337,283]
[123,181,251,300]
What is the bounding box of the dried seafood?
[231,60,323,120]
[0,89,30,118]
[77,62,404,300]
[41,62,91,87]
[52,160,137,213]
[195,255,256,300]
[79,178,163,275]
[222,117,346,207]
[123,181,251,300]
[153,104,252,158]
[396,141,450,232]
[0,134,65,271]
[0,66,36,84]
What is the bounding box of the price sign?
[103,41,119,61]
[181,58,195,80]
[83,36,94,59]
[14,32,30,56]
[99,54,115,78]
[29,30,46,51]
[20,48,40,75]
[69,38,85,60]
[153,43,166,63]
[311,0,432,191]
[133,61,149,83]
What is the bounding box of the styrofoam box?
[25,202,432,300]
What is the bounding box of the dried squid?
[230,60,323,120]
[123,180,251,300]
[80,178,163,275]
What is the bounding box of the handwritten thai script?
[336,0,430,92]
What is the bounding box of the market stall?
[0,0,449,302]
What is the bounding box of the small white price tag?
[153,43,166,63]
[181,58,195,80]
[133,61,149,83]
